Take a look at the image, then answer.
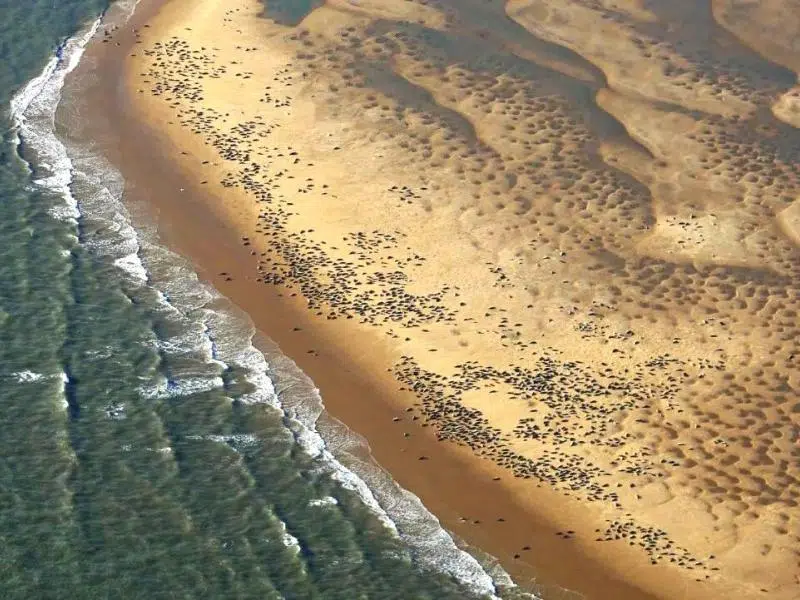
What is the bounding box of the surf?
[8,3,538,598]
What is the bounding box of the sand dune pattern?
[126,0,800,597]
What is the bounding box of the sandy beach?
[75,0,800,598]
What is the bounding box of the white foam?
[277,519,301,554]
[134,243,412,549]
[140,374,226,400]
[9,370,69,386]
[186,433,260,450]
[195,303,407,537]
[67,149,150,285]
[8,2,152,288]
[11,370,44,383]
[8,54,60,132]
[9,19,101,223]
[84,346,114,360]
[290,386,506,598]
[104,402,126,420]
[113,254,149,282]
[308,496,338,507]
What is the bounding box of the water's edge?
[10,2,540,598]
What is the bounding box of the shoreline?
[73,5,639,596]
[75,2,648,597]
[68,0,799,598]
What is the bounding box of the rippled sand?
[123,0,800,597]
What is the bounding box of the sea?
[0,1,537,598]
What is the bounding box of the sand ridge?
[119,0,799,597]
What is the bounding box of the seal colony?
[111,0,799,598]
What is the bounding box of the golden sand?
[109,0,800,597]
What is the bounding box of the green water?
[0,2,531,598]
[260,0,322,26]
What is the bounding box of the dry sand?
[86,0,800,598]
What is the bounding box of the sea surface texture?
[0,1,529,598]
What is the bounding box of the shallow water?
[0,1,536,598]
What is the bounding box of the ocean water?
[0,1,537,598]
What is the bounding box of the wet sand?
[74,0,800,598]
